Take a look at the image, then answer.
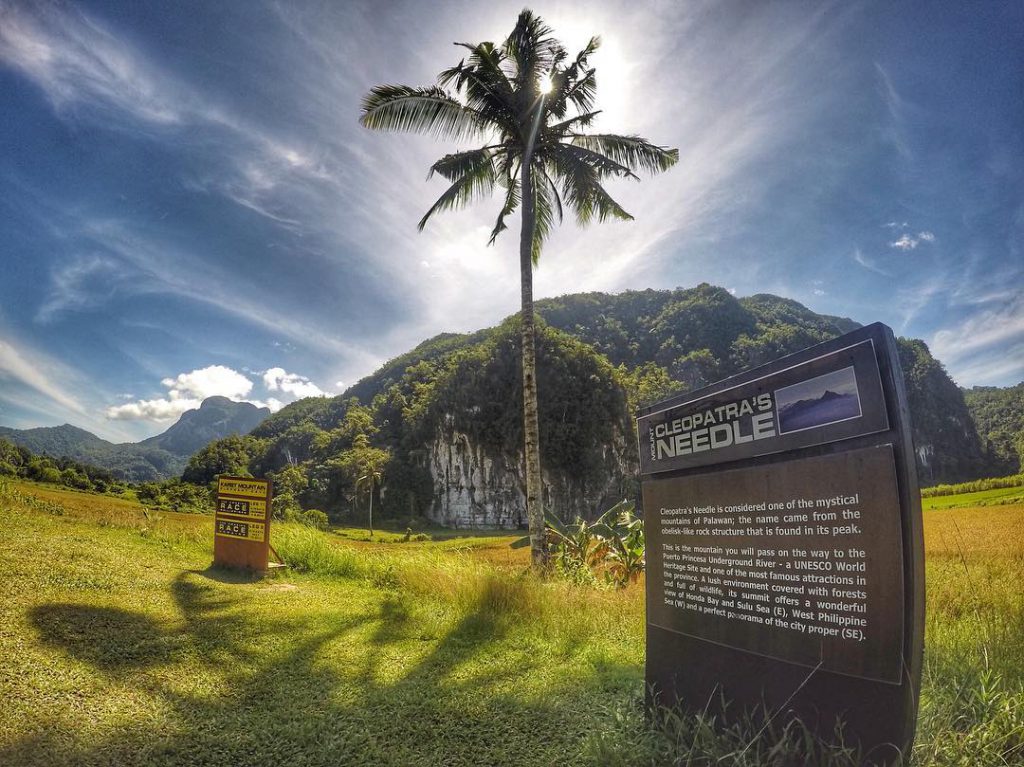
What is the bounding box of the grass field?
[1,478,1021,766]
[922,484,1024,510]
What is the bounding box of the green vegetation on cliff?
[964,383,1024,475]
[186,285,992,523]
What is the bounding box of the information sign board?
[213,475,272,572]
[638,323,923,763]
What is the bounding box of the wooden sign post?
[637,323,924,764]
[213,475,272,573]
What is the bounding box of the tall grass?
[584,697,863,767]
[922,473,1024,498]
[273,521,643,651]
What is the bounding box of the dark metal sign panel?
[645,445,903,683]
[639,323,924,764]
[638,339,888,475]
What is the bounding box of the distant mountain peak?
[140,397,269,457]
[198,395,236,409]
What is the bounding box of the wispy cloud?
[0,2,191,125]
[874,63,912,159]
[35,254,138,323]
[0,333,86,415]
[852,248,890,276]
[932,291,1024,380]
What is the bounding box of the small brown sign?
[214,475,272,572]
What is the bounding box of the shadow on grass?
[9,569,637,767]
[30,604,176,671]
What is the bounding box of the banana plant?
[545,499,645,587]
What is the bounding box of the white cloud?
[107,364,254,421]
[106,396,201,422]
[889,231,936,250]
[262,367,325,398]
[162,365,254,400]
[249,397,285,413]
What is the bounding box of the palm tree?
[360,9,677,567]
[356,469,382,537]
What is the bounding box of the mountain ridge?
[185,284,995,529]
[0,397,269,481]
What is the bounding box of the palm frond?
[547,110,602,136]
[538,165,564,225]
[441,43,519,134]
[531,166,557,264]
[547,145,634,225]
[427,148,495,182]
[505,10,565,101]
[555,143,639,180]
[418,154,497,230]
[570,134,679,174]
[588,182,633,223]
[360,85,483,139]
[488,161,521,245]
[547,36,600,117]
[564,68,597,113]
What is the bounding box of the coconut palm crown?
[360,9,678,566]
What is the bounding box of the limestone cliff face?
[425,424,637,529]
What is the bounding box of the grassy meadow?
[0,477,1021,766]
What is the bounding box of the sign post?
[214,475,272,573]
[637,323,923,763]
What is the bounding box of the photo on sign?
[774,366,862,434]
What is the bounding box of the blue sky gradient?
[0,0,1021,440]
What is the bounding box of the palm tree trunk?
[520,159,547,568]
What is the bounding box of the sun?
[538,74,553,95]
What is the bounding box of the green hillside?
[185,285,991,524]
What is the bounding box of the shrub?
[300,509,329,531]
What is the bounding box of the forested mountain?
[964,383,1024,474]
[0,436,124,492]
[0,397,269,481]
[184,284,993,528]
[0,424,183,482]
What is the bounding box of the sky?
[0,0,1021,442]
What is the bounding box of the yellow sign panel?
[218,477,269,499]
[215,518,266,542]
[216,498,267,518]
